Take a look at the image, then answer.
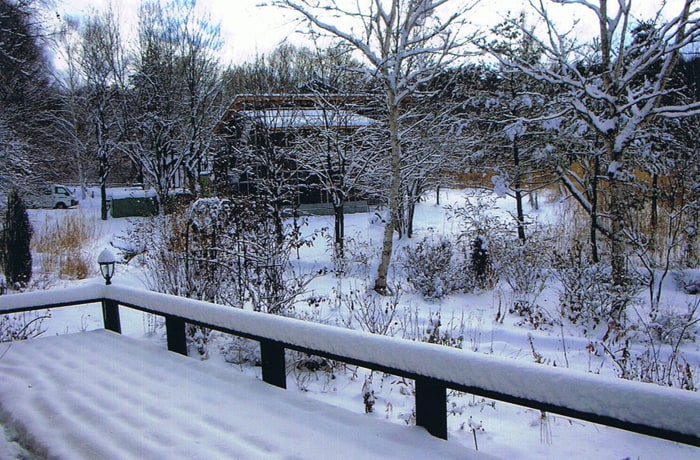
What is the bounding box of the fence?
[1,284,699,446]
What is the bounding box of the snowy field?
[1,188,699,459]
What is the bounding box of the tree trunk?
[685,201,699,268]
[395,192,405,239]
[99,159,109,221]
[514,188,526,242]
[513,140,526,242]
[649,173,659,254]
[590,154,600,263]
[407,198,416,239]
[374,97,401,295]
[406,179,422,239]
[609,164,628,320]
[650,173,659,229]
[333,201,345,260]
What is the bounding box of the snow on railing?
[1,283,699,446]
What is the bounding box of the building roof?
[214,93,378,135]
[236,108,376,131]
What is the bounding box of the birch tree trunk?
[375,96,402,294]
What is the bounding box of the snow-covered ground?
[1,188,699,459]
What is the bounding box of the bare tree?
[289,94,383,260]
[128,0,223,211]
[272,0,480,294]
[473,15,563,243]
[52,17,95,200]
[486,0,700,318]
[0,0,57,195]
[78,5,129,220]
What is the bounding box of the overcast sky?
[51,0,685,67]
[53,0,306,65]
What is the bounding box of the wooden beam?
[260,339,286,389]
[165,315,187,356]
[415,376,447,439]
[101,299,121,334]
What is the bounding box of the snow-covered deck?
[0,330,489,459]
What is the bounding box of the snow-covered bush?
[673,271,700,295]
[554,242,613,333]
[604,338,698,391]
[220,336,260,366]
[497,229,553,330]
[401,231,498,299]
[129,209,230,304]
[129,196,320,318]
[340,232,378,277]
[325,229,346,275]
[509,300,553,330]
[599,304,699,391]
[448,190,506,292]
[421,311,465,349]
[362,375,376,413]
[0,311,49,342]
[338,283,403,336]
[289,351,336,393]
[127,200,240,357]
[402,233,465,298]
[649,304,698,346]
[189,326,210,359]
[498,234,551,303]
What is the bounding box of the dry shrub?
[32,212,98,279]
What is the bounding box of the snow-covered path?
[0,330,493,459]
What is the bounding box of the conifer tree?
[2,190,33,288]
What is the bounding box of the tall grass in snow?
[32,212,99,280]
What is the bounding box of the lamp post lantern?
[98,248,116,285]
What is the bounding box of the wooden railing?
[1,284,699,447]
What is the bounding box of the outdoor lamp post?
[98,248,116,285]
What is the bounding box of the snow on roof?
[238,108,377,130]
[0,330,485,459]
[227,93,376,109]
[107,188,158,200]
[213,93,380,134]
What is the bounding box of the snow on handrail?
[0,283,105,313]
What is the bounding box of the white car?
[27,185,79,209]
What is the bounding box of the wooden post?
[101,299,121,334]
[260,339,286,389]
[165,315,187,356]
[415,376,447,439]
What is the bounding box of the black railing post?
[101,299,122,333]
[260,339,286,389]
[415,376,447,439]
[165,315,187,356]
